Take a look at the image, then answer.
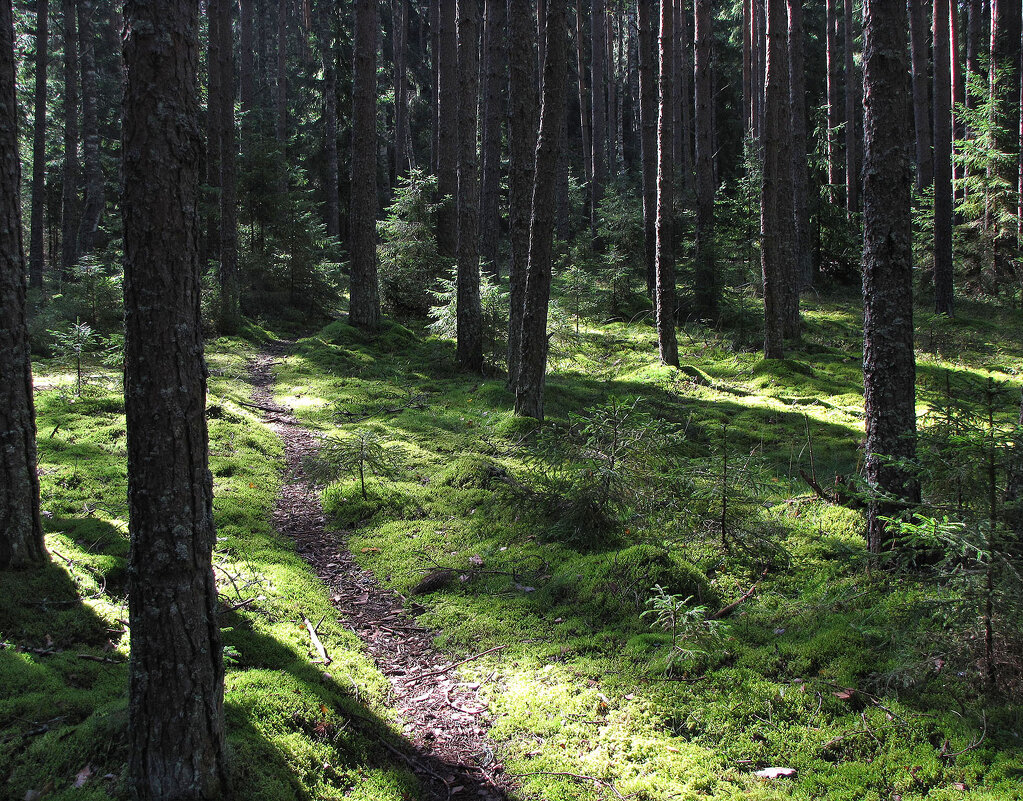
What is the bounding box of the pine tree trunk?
[437,0,458,258]
[456,0,483,371]
[826,0,842,203]
[844,0,859,217]
[638,0,656,296]
[762,0,796,358]
[608,10,620,171]
[576,0,593,188]
[694,0,717,319]
[933,0,954,314]
[394,0,411,178]
[950,0,965,199]
[479,0,506,278]
[590,0,606,237]
[909,0,934,189]
[655,0,679,367]
[1,1,45,570]
[788,0,811,290]
[506,0,536,390]
[862,0,920,553]
[216,0,240,332]
[275,0,287,149]
[744,0,753,133]
[28,0,46,289]
[754,0,765,139]
[122,2,228,795]
[323,22,340,239]
[76,0,103,256]
[430,0,440,175]
[205,4,222,266]
[349,0,381,330]
[60,0,78,278]
[677,0,694,197]
[239,0,255,114]
[515,0,567,420]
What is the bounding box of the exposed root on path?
[249,344,514,801]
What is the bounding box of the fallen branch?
[403,644,509,684]
[510,771,628,800]
[77,653,120,664]
[237,399,290,415]
[711,569,767,620]
[303,617,332,666]
[940,714,987,759]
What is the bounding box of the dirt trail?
[249,344,515,801]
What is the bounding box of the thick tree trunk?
[788,0,811,290]
[456,0,484,371]
[844,0,859,216]
[349,0,381,330]
[638,0,656,296]
[122,2,228,796]
[590,0,606,237]
[934,0,954,314]
[437,0,458,258]
[479,0,506,278]
[762,0,796,358]
[60,0,78,278]
[655,0,679,367]
[76,0,103,256]
[1,0,45,570]
[515,0,567,420]
[506,0,536,390]
[909,0,934,189]
[694,0,717,319]
[28,0,47,289]
[394,0,411,178]
[216,0,240,332]
[862,0,920,553]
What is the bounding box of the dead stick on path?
[510,771,627,800]
[403,645,509,684]
[711,569,767,620]
[303,617,332,666]
[238,399,289,415]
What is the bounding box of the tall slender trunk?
[394,0,411,178]
[1,0,45,569]
[239,0,255,114]
[844,0,859,216]
[638,0,656,296]
[590,0,606,236]
[437,0,458,258]
[431,0,440,175]
[608,9,620,170]
[694,0,717,319]
[60,0,78,278]
[216,0,240,332]
[744,0,753,133]
[76,0,103,256]
[655,0,679,366]
[479,0,506,277]
[275,0,287,148]
[28,0,47,289]
[456,0,483,371]
[323,29,340,238]
[754,0,766,139]
[909,0,934,189]
[205,3,222,265]
[677,0,694,197]
[826,0,842,202]
[789,0,811,290]
[506,0,537,390]
[950,0,965,200]
[349,0,381,330]
[515,0,567,420]
[862,0,919,552]
[122,2,228,795]
[576,0,592,187]
[934,0,954,314]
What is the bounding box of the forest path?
[249,344,515,801]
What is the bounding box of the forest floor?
[2,290,1023,800]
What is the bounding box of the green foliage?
[47,319,99,396]
[642,584,729,667]
[311,428,406,499]
[428,265,509,368]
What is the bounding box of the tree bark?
[322,21,340,238]
[744,0,753,133]
[60,0,78,278]
[122,1,228,796]
[694,0,717,319]
[677,0,694,197]
[934,0,954,314]
[28,0,47,289]
[844,0,859,217]
[576,0,592,188]
[479,0,506,278]
[437,0,458,258]
[826,0,843,203]
[275,0,287,148]
[655,0,679,367]
[456,0,483,371]
[506,0,536,390]
[350,0,381,330]
[762,0,796,358]
[216,0,240,332]
[909,0,934,189]
[788,0,811,289]
[205,2,222,265]
[638,0,656,296]
[515,0,567,419]
[590,0,607,237]
[394,0,411,178]
[239,0,255,115]
[862,0,920,553]
[76,0,103,256]
[950,0,965,199]
[1,0,45,570]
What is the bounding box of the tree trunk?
[950,0,965,199]
[909,0,934,189]
[755,0,765,139]
[456,0,483,371]
[788,0,811,290]
[655,0,679,367]
[60,0,78,278]
[934,0,954,314]
[216,0,240,332]
[28,0,47,289]
[506,0,536,390]
[275,0,287,148]
[844,0,859,217]
[437,0,458,258]
[762,0,796,358]
[205,3,222,265]
[239,0,255,114]
[576,0,592,188]
[323,26,340,238]
[349,0,381,330]
[608,9,620,171]
[694,0,717,319]
[122,2,228,796]
[862,0,920,553]
[479,0,506,278]
[76,0,103,256]
[590,0,606,237]
[1,0,45,570]
[638,0,656,296]
[431,0,440,175]
[676,0,694,197]
[826,0,842,203]
[744,0,753,133]
[515,0,567,420]
[394,0,411,178]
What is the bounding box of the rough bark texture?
[394,0,411,178]
[638,0,656,295]
[762,0,796,358]
[1,0,45,570]
[28,0,47,289]
[590,0,607,237]
[694,0,717,319]
[862,0,920,553]
[788,0,811,289]
[322,27,340,239]
[216,0,240,332]
[455,0,483,372]
[76,0,103,256]
[437,0,458,258]
[506,0,536,391]
[479,0,506,277]
[239,0,255,114]
[515,0,567,420]
[576,0,592,187]
[826,0,843,202]
[655,0,679,367]
[933,0,954,314]
[677,0,694,197]
[844,0,858,216]
[349,0,381,330]
[744,0,753,133]
[205,3,222,265]
[950,0,965,196]
[60,0,78,277]
[122,1,228,796]
[909,0,934,189]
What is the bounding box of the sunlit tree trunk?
[28,0,47,289]
[655,0,679,366]
[844,0,859,217]
[638,0,656,296]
